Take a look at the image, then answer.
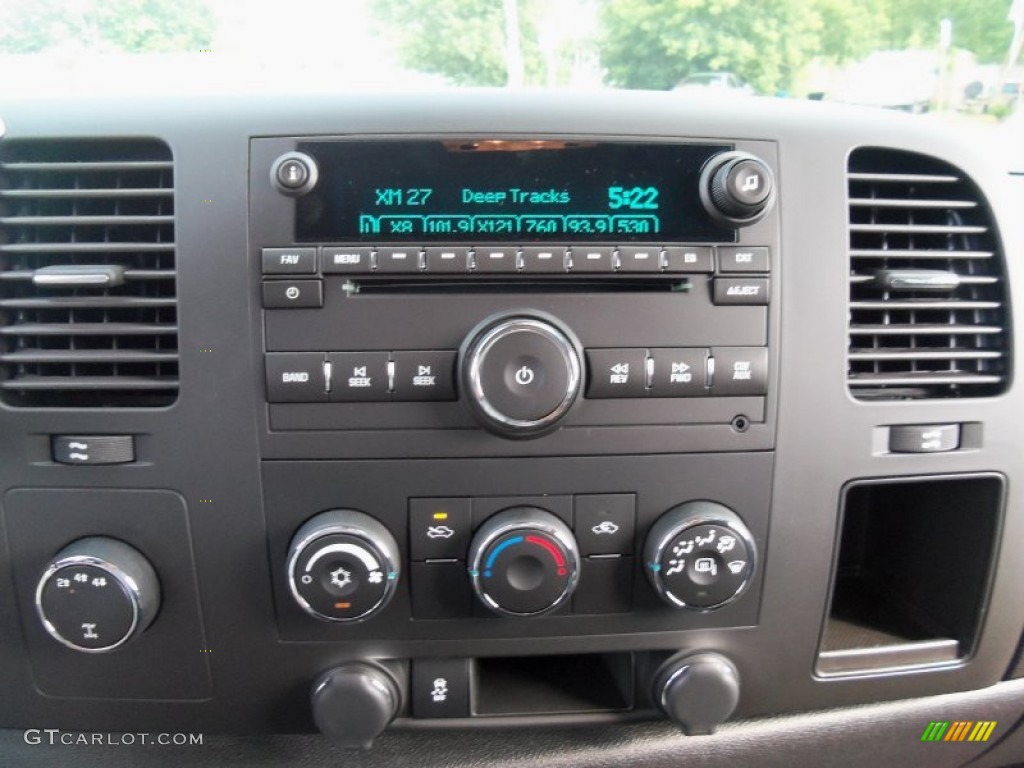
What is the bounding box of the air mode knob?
[700,151,775,226]
[644,501,756,610]
[36,537,161,653]
[459,312,583,439]
[468,507,580,616]
[287,510,400,622]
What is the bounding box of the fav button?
[261,247,317,275]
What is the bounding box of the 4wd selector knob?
[36,537,160,653]
[287,510,400,622]
[468,507,580,616]
[459,313,583,438]
[700,151,775,226]
[644,501,756,609]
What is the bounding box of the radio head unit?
[251,135,780,457]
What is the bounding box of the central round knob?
[468,507,580,617]
[460,313,583,438]
[507,555,546,591]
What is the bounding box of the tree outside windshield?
[0,0,1021,119]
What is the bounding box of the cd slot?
[345,277,691,295]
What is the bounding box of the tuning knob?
[468,507,580,616]
[311,663,402,749]
[700,151,775,226]
[644,501,756,610]
[287,510,400,622]
[36,537,160,653]
[653,652,740,735]
[459,312,583,439]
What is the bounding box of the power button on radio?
[460,313,583,439]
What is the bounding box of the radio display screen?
[295,140,735,243]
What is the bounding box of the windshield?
[1,0,1022,127]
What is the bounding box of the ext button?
[262,280,323,308]
[889,424,960,454]
[575,494,635,556]
[392,351,457,401]
[713,277,769,305]
[409,498,471,560]
[663,246,713,273]
[265,352,326,402]
[261,247,317,275]
[586,348,648,398]
[322,246,372,274]
[327,352,390,401]
[718,246,769,273]
[711,347,768,396]
[650,348,708,397]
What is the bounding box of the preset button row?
[261,244,771,276]
[266,351,456,403]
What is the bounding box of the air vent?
[0,139,178,407]
[847,147,1009,399]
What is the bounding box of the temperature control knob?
[459,313,583,439]
[468,507,580,616]
[700,151,775,226]
[36,537,160,653]
[287,510,400,622]
[644,501,756,609]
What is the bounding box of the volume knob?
[459,312,583,439]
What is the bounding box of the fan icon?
[330,566,353,590]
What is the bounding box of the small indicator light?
[433,511,448,520]
[334,602,351,609]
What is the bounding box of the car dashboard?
[0,90,1023,767]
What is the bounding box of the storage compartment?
[474,653,634,716]
[817,474,1003,675]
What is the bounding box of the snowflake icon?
[330,566,353,590]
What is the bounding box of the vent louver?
[0,139,178,407]
[847,147,1009,399]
